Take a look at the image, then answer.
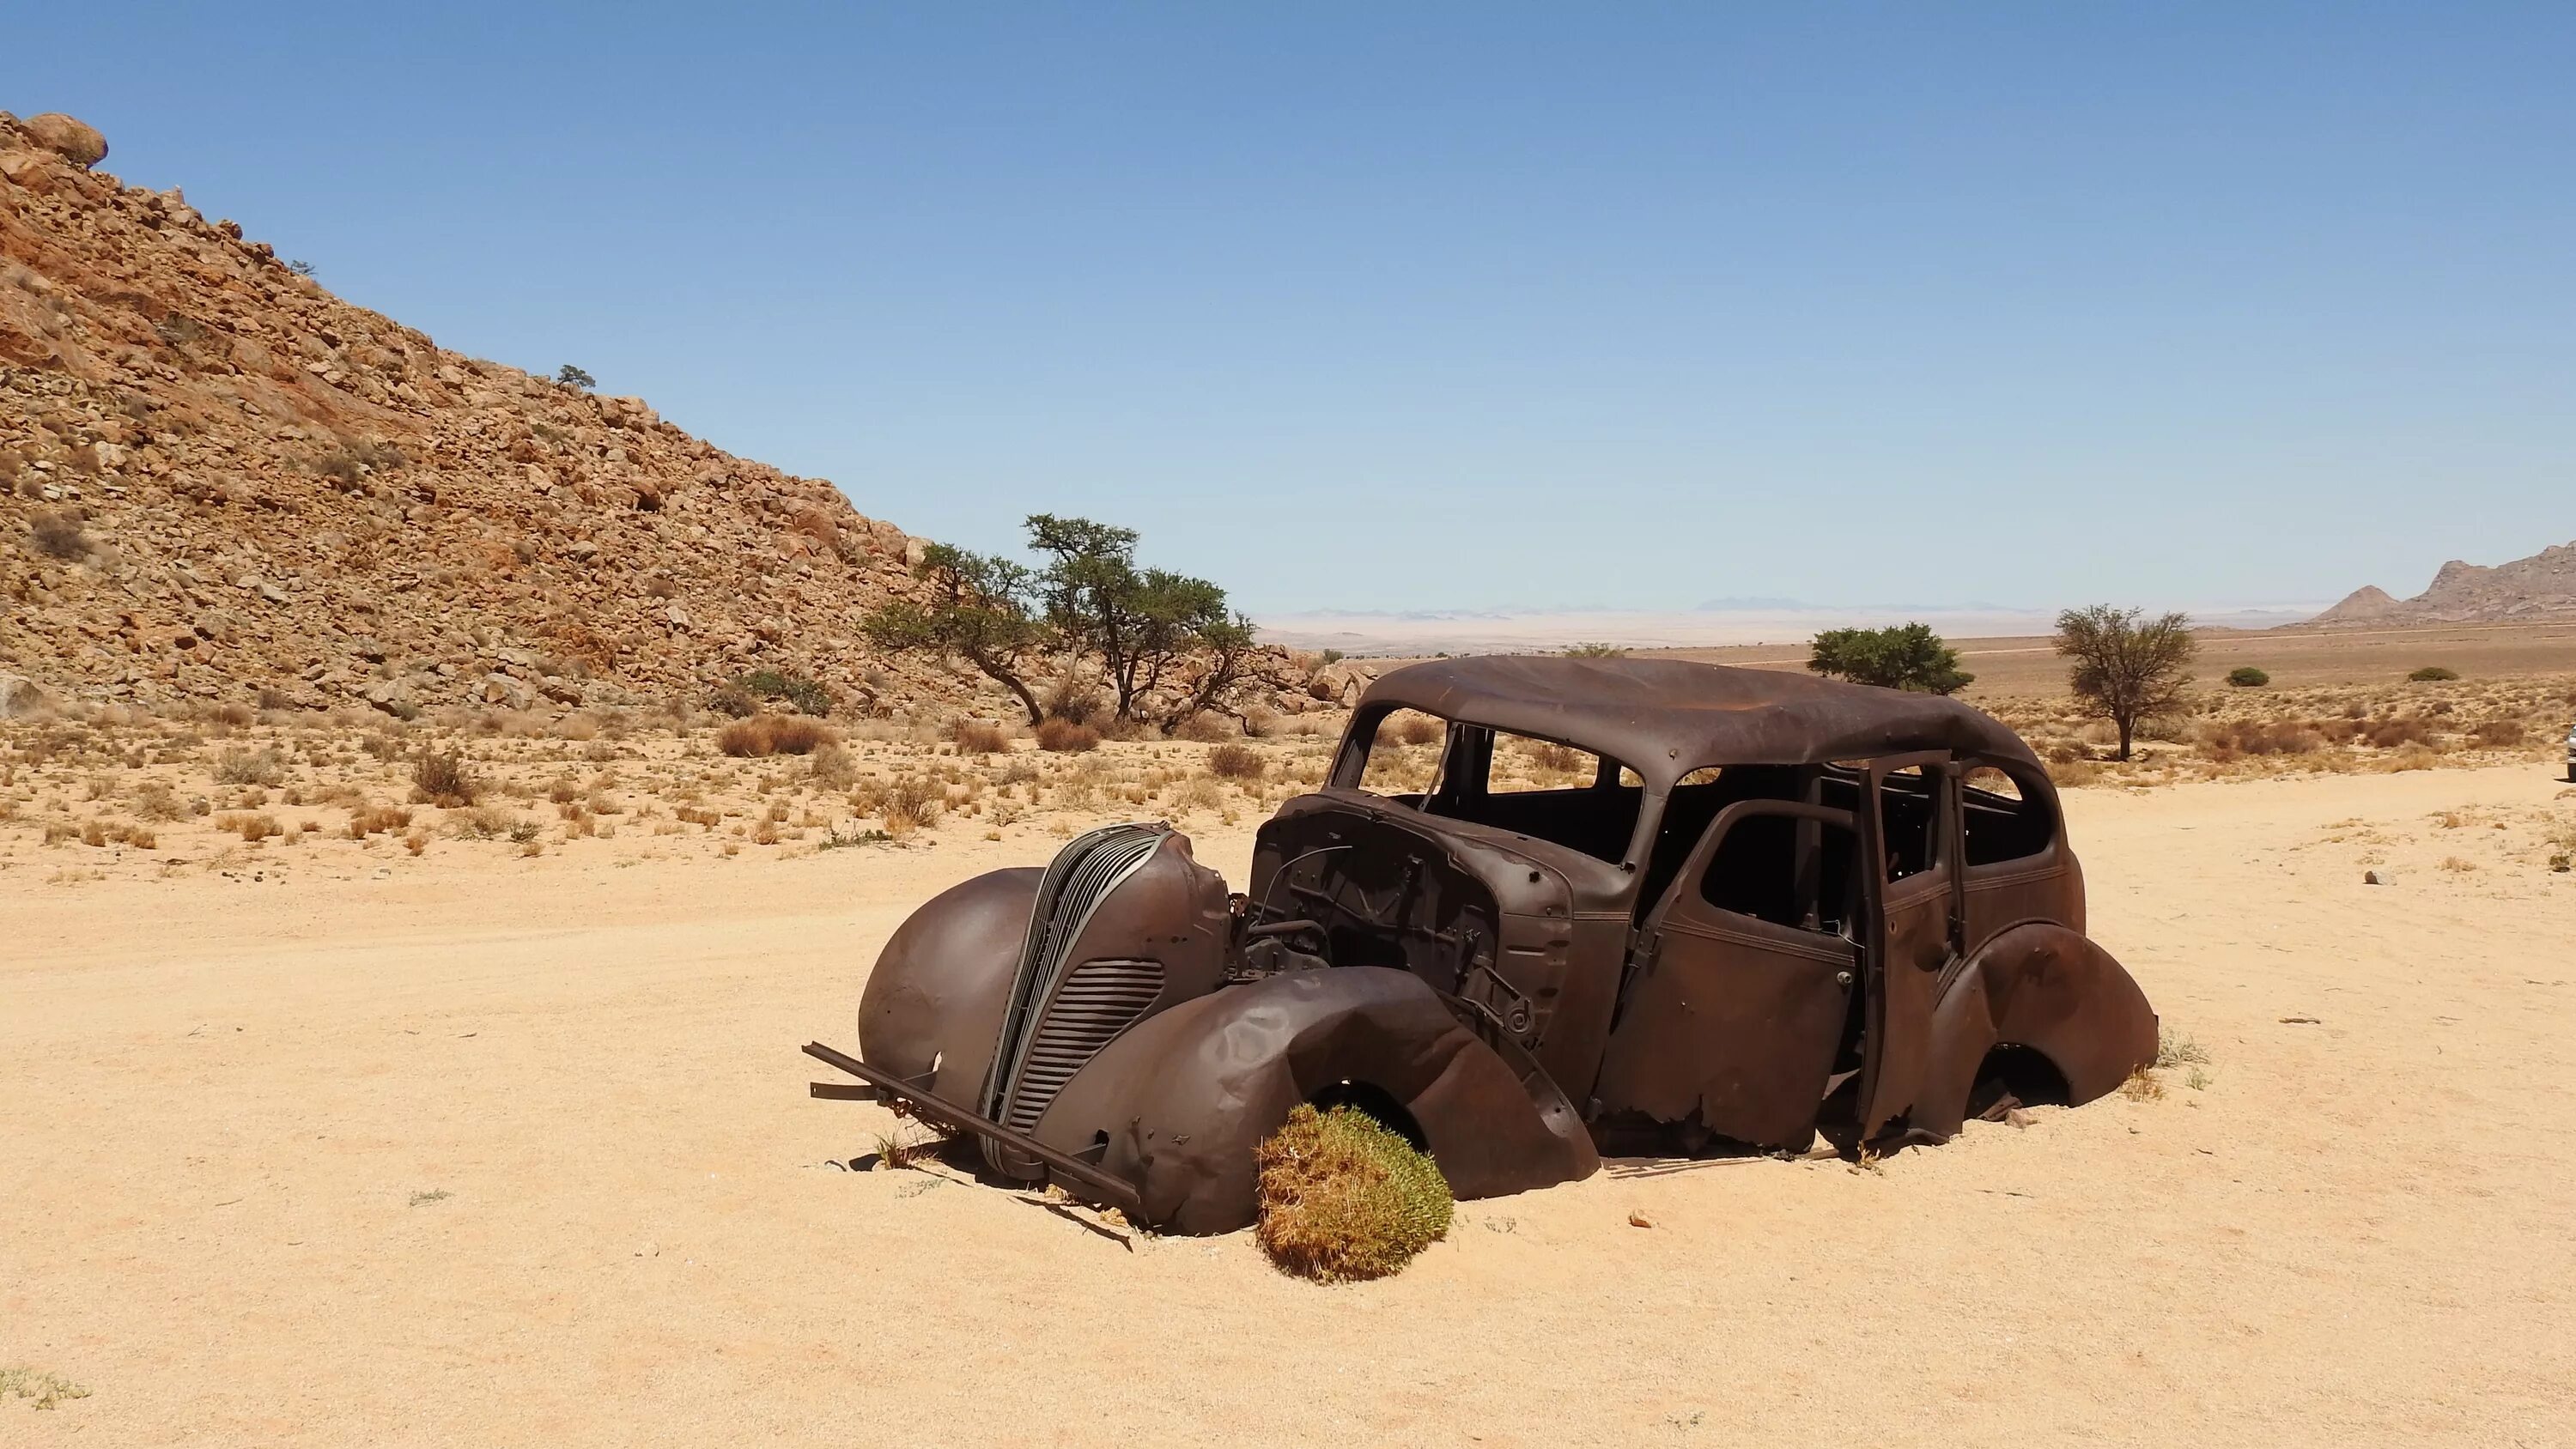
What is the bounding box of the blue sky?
[9,3,2570,615]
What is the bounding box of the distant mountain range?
[2309,540,2576,628]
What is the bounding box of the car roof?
[1357,655,2041,789]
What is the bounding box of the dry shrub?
[1036,718,1101,753]
[1255,1104,1453,1283]
[1041,678,1104,725]
[349,803,411,838]
[718,715,838,757]
[1206,743,1265,780]
[1171,712,1235,743]
[410,749,479,806]
[1392,712,1444,748]
[2361,718,2435,749]
[808,743,861,789]
[951,718,1009,755]
[882,775,945,833]
[2472,719,2527,747]
[214,747,287,786]
[2198,719,2322,760]
[215,811,282,842]
[2045,758,2102,789]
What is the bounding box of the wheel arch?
[1911,922,2159,1140]
[1030,967,1600,1234]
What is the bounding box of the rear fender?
[1033,967,1601,1235]
[1910,923,2159,1141]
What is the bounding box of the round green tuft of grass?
[1255,1102,1454,1282]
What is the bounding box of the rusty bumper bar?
[800,1040,1145,1220]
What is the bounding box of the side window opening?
[1961,763,2054,867]
[1698,814,1861,937]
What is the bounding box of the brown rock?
[25,113,107,168]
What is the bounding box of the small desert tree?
[1807,623,1974,694]
[861,543,1049,724]
[1026,513,1255,726]
[2054,605,2196,761]
[556,364,596,389]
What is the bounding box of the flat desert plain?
[6,764,2575,1446]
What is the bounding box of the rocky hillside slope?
[2309,541,2576,628]
[1,110,1324,724]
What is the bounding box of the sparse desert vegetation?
[3,640,2572,888]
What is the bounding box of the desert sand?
[6,763,2574,1446]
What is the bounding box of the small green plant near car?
[820,824,895,850]
[1255,1104,1454,1282]
[2227,666,2271,688]
[2409,666,2459,682]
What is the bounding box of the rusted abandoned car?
[807,658,2158,1234]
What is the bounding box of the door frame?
[1851,752,1963,1137]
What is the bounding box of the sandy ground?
[5,766,2573,1446]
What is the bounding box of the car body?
[808,658,2160,1234]
[2564,722,2575,781]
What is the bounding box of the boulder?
[25,113,107,168]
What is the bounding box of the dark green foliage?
[1564,641,1628,658]
[2054,605,2197,761]
[866,518,1257,728]
[2227,666,2271,688]
[1026,514,1255,729]
[1806,623,1974,694]
[730,669,832,718]
[556,364,596,389]
[2408,666,2459,682]
[1255,1104,1454,1283]
[863,543,1048,724]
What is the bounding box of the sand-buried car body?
[807,657,2159,1233]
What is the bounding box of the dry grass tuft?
[213,747,287,786]
[410,749,479,806]
[1036,718,1101,753]
[950,718,1009,755]
[1255,1104,1454,1283]
[717,715,837,757]
[1206,743,1265,780]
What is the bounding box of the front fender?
[1912,923,2160,1140]
[855,867,1042,1110]
[1034,967,1600,1235]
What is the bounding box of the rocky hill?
[2309,541,2576,629]
[1,110,1323,724]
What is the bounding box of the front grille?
[999,959,1167,1139]
[981,823,1169,1178]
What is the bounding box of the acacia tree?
[860,543,1048,724]
[1806,623,1974,694]
[1026,513,1253,725]
[2054,605,2196,761]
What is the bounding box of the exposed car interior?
[1351,712,2057,921]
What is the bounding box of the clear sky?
[9,3,2570,615]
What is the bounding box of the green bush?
[1255,1103,1453,1282]
[732,669,832,717]
[2408,666,2458,682]
[2226,666,2271,688]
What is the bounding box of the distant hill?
[2309,541,2576,628]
